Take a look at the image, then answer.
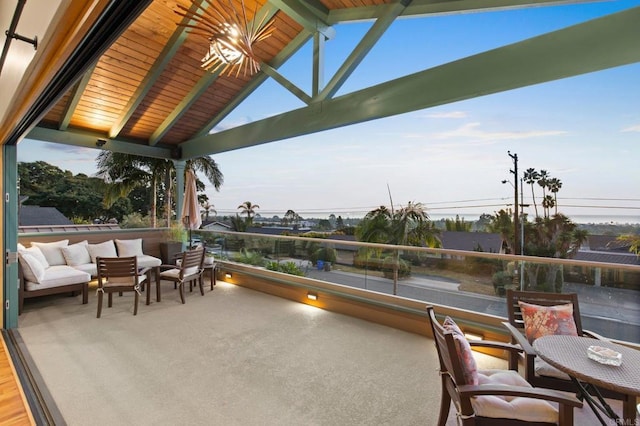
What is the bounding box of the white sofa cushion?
[73,262,97,277]
[115,239,144,257]
[19,246,49,269]
[88,240,117,263]
[471,369,558,423]
[19,253,47,282]
[137,254,161,269]
[24,266,91,291]
[32,240,69,266]
[61,241,91,266]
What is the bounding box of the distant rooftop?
[19,205,72,226]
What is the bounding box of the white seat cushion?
[24,266,90,291]
[72,262,97,277]
[535,357,570,380]
[102,275,147,288]
[136,255,161,268]
[160,267,199,280]
[471,369,558,423]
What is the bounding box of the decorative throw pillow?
[31,240,69,266]
[18,246,49,269]
[443,316,479,386]
[115,239,144,257]
[518,301,578,344]
[18,253,46,282]
[87,240,118,263]
[61,241,91,266]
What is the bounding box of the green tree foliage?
[238,201,259,224]
[356,202,440,294]
[445,215,472,231]
[617,234,640,255]
[18,161,128,223]
[96,153,223,228]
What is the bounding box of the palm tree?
[97,153,224,228]
[201,201,216,221]
[96,152,170,228]
[537,170,550,216]
[523,168,540,218]
[356,202,440,294]
[238,201,260,223]
[541,195,555,218]
[547,177,562,215]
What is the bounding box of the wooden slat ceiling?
[29,0,640,160]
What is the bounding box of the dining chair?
[427,305,581,425]
[96,256,146,318]
[502,289,632,409]
[156,246,205,304]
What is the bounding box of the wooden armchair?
[502,289,633,413]
[96,256,146,318]
[427,306,581,425]
[156,247,205,304]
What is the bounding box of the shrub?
[233,249,265,267]
[311,247,337,265]
[492,271,514,296]
[382,256,411,279]
[266,261,304,276]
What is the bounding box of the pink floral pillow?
[518,301,578,344]
[443,316,478,385]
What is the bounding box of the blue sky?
[18,1,640,223]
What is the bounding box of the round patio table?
[533,335,640,424]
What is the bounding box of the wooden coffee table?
[533,335,640,425]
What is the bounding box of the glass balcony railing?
[192,229,640,344]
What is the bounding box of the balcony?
[12,228,639,423]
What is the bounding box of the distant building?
[19,205,73,227]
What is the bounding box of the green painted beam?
[270,0,335,39]
[27,127,173,159]
[261,63,312,104]
[317,1,410,102]
[194,30,313,138]
[326,0,595,23]
[59,65,95,131]
[109,0,206,139]
[182,6,640,158]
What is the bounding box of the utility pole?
[508,151,519,255]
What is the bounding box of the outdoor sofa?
[17,238,161,314]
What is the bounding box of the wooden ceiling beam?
[109,0,207,139]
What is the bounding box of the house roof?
[574,250,639,266]
[586,235,631,252]
[440,231,503,253]
[3,1,638,158]
[19,205,72,226]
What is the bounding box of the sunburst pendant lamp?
[175,0,275,77]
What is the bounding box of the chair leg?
[179,283,185,304]
[437,379,451,426]
[108,293,113,307]
[97,291,103,318]
[133,291,139,316]
[199,277,204,296]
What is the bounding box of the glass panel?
[194,229,639,343]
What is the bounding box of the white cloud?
[430,122,567,141]
[621,124,640,132]
[426,111,467,119]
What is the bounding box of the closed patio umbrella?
[181,168,202,246]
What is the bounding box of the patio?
[16,278,621,425]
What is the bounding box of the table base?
[571,377,620,425]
